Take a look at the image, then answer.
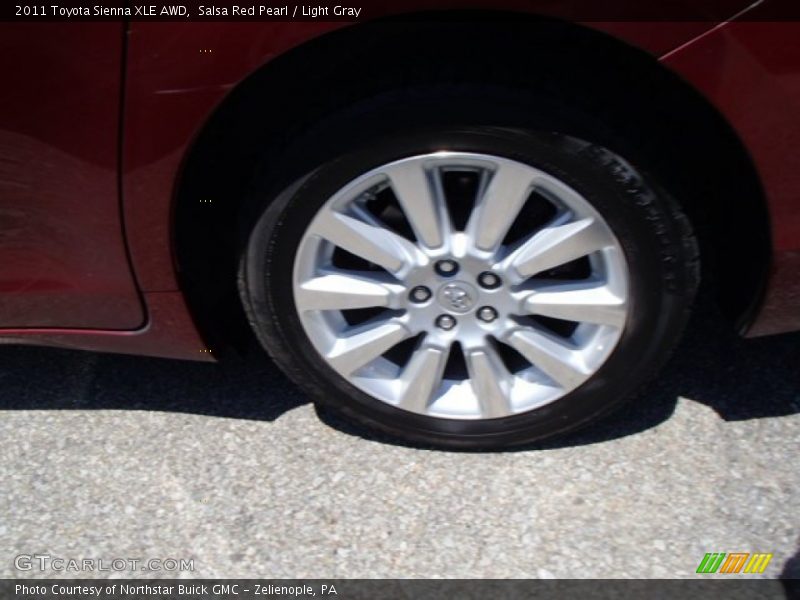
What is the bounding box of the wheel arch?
[173,13,771,353]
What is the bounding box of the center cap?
[437,281,479,314]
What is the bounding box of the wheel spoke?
[312,210,421,275]
[465,345,513,418]
[465,161,537,253]
[396,344,449,413]
[384,161,449,250]
[504,329,590,390]
[522,282,627,328]
[502,217,612,282]
[295,271,402,312]
[327,319,411,375]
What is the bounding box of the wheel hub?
[437,280,478,314]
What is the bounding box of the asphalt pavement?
[1,305,798,581]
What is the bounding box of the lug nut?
[435,314,457,331]
[477,306,498,323]
[435,260,459,277]
[478,271,501,289]
[409,286,432,303]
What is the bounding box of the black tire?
[238,88,699,449]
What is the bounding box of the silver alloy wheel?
[292,152,629,420]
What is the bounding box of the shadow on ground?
[0,300,798,448]
[781,541,800,596]
[0,338,306,422]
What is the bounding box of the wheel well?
[175,13,771,353]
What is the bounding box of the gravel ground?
[0,307,798,581]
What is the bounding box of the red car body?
[1,2,798,361]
